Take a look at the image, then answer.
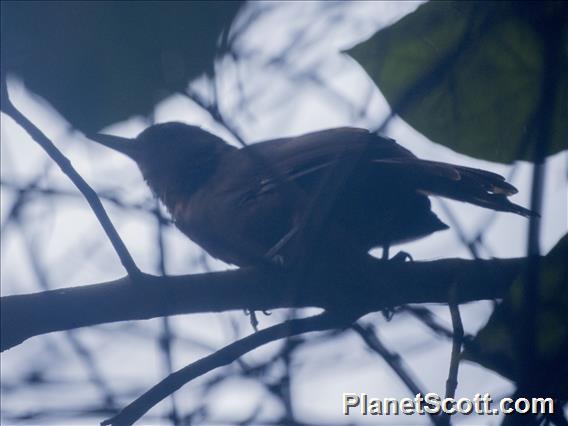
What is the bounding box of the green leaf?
[463,234,568,398]
[1,2,242,133]
[347,1,568,163]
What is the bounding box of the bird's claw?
[262,251,285,268]
[244,309,272,331]
[382,308,395,321]
[244,309,259,332]
[270,254,285,267]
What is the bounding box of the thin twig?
[17,215,117,408]
[352,322,443,426]
[0,172,50,238]
[101,311,347,426]
[353,323,424,397]
[154,202,180,426]
[445,301,463,399]
[183,87,246,145]
[438,200,480,259]
[1,179,158,215]
[1,80,141,278]
[441,285,464,426]
[403,306,454,339]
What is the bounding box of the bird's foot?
[262,244,286,268]
[381,307,395,321]
[244,309,259,332]
[390,251,413,263]
[244,309,272,331]
[270,254,285,267]
[264,225,301,268]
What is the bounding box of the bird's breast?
[164,184,295,266]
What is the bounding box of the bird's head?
[89,122,231,198]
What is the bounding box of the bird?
[89,122,534,268]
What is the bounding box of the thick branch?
[1,256,524,352]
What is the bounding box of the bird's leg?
[381,242,395,320]
[381,249,413,321]
[244,228,301,332]
[382,243,390,261]
[244,309,260,332]
[264,224,300,266]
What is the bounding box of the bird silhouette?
[90,123,534,267]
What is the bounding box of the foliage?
[348,1,567,163]
[464,234,568,399]
[1,1,242,133]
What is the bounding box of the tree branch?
[0,79,141,278]
[445,299,464,401]
[441,285,464,426]
[2,255,524,352]
[101,311,344,426]
[352,323,443,426]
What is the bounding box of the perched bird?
[90,123,533,267]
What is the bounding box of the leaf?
[1,2,242,133]
[463,234,568,399]
[347,1,568,163]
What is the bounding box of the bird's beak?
[88,133,140,159]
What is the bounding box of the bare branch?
[445,302,464,400]
[1,80,141,278]
[101,311,345,426]
[2,255,524,352]
[441,285,464,426]
[352,323,443,426]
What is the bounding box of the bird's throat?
[141,163,215,214]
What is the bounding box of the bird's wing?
[245,127,413,195]
[256,126,415,163]
[242,127,534,217]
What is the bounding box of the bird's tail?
[373,158,537,217]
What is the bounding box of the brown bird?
[90,123,534,267]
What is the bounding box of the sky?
[1,1,566,425]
